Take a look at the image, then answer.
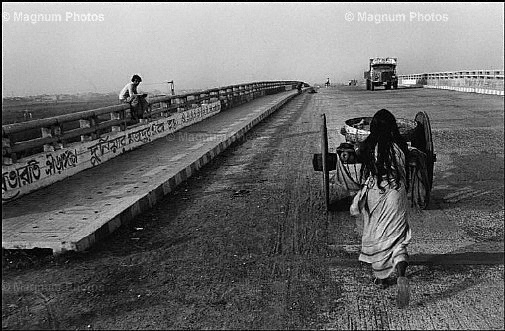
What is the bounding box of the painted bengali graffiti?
[45,149,79,175]
[2,160,41,201]
[88,135,128,166]
[88,123,165,167]
[127,126,152,144]
[166,118,177,131]
[87,101,220,167]
[2,101,222,203]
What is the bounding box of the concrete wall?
[2,102,221,203]
[424,85,504,95]
[399,70,504,95]
[2,81,303,203]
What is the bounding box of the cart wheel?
[321,114,330,210]
[411,111,435,208]
[414,111,435,189]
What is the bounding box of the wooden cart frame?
[313,112,436,210]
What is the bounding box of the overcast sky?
[2,2,504,96]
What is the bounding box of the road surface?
[2,85,504,330]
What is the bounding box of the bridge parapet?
[2,80,304,203]
[398,70,504,95]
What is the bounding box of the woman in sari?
[352,108,411,308]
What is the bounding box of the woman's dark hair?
[359,109,408,191]
[131,74,142,82]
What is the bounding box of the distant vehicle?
[348,80,358,86]
[364,57,398,91]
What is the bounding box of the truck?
[364,57,398,91]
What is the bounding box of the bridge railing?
[2,81,302,165]
[2,80,305,203]
[398,70,504,92]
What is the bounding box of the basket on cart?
[340,117,418,143]
[314,112,436,211]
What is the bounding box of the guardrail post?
[144,101,153,122]
[244,85,249,102]
[54,125,64,150]
[110,109,126,133]
[249,84,253,99]
[186,95,195,109]
[177,97,189,113]
[225,88,233,109]
[232,87,239,106]
[2,137,16,165]
[161,100,170,117]
[41,124,63,151]
[173,97,181,112]
[218,89,228,110]
[193,94,200,107]
[195,94,201,106]
[193,93,203,108]
[238,86,245,103]
[244,84,252,102]
[209,91,218,103]
[79,116,97,142]
[201,92,210,104]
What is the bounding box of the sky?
[2,2,504,97]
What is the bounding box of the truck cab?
[364,57,398,91]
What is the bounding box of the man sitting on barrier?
[119,74,149,122]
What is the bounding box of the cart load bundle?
[340,117,418,143]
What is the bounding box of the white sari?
[354,144,411,279]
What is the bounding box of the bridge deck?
[2,90,300,253]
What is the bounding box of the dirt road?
[2,86,504,330]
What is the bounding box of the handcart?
[313,112,436,210]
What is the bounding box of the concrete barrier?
[1,102,222,203]
[399,70,504,95]
[424,85,505,96]
[2,81,305,203]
